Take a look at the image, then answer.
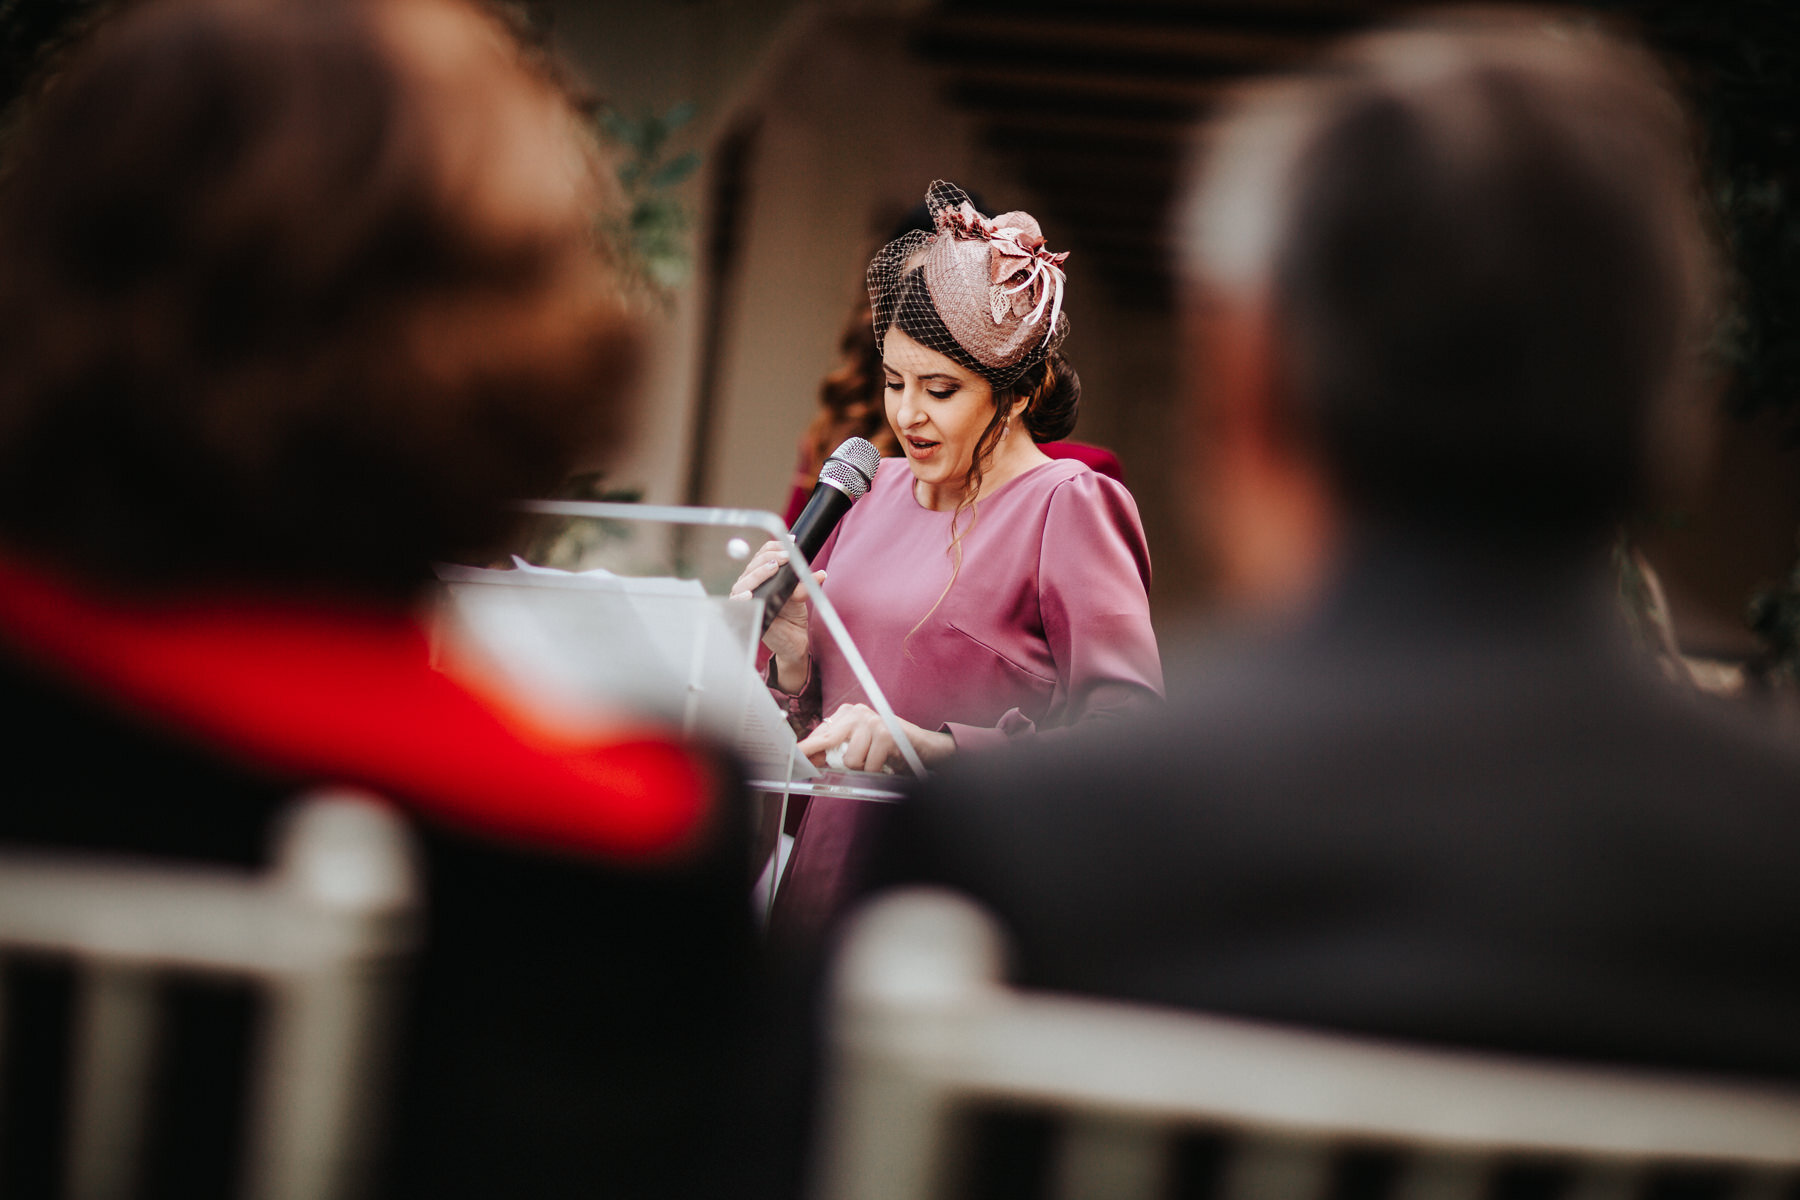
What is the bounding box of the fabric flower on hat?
[867,180,1070,389]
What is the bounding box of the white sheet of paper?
[436,564,818,780]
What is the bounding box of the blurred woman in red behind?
[0,1,773,1196]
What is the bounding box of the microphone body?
[754,437,880,634]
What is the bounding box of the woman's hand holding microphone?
[730,540,819,694]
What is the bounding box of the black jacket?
[878,536,1800,1082]
[0,621,776,1200]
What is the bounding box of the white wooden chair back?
[0,789,421,1200]
[816,889,1800,1200]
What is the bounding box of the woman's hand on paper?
[798,703,955,774]
[729,540,821,692]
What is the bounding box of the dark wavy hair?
[0,0,639,600]
[799,301,899,481]
[1230,14,1715,541]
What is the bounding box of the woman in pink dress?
[734,181,1163,933]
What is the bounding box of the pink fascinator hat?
[867,180,1070,389]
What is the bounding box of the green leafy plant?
[516,471,645,571]
[0,0,114,126]
[1749,557,1800,686]
[594,102,701,304]
[1582,1,1800,680]
[1669,6,1800,682]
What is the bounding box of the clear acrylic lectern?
[432,502,911,890]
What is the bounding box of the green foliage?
[0,0,114,124]
[1749,559,1800,686]
[1655,3,1800,677]
[517,471,645,572]
[594,102,700,305]
[1584,2,1800,677]
[1581,1,1800,426]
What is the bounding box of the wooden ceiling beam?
[979,111,1199,148]
[934,63,1232,109]
[941,0,1399,20]
[919,14,1323,68]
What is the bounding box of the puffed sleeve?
[943,471,1163,752]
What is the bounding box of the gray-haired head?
[1179,9,1717,543]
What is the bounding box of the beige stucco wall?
[696,12,992,517]
[544,0,815,505]
[550,1,1198,617]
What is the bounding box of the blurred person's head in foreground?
[1180,8,1716,610]
[0,0,637,604]
[0,18,763,1198]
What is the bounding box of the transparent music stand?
[433,502,912,906]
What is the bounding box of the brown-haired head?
[0,0,639,601]
[801,301,898,481]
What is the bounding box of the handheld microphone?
[753,436,881,634]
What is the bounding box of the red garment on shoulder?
[1041,441,1124,483]
[0,563,710,860]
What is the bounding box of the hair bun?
[1025,353,1080,443]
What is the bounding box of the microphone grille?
[820,437,881,500]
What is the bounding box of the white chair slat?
[1388,1150,1495,1200]
[819,890,1800,1200]
[1053,1114,1169,1200]
[1219,1134,1335,1200]
[66,965,159,1200]
[0,790,419,1200]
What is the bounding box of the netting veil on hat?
[867,180,1070,389]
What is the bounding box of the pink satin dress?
[769,457,1162,944]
